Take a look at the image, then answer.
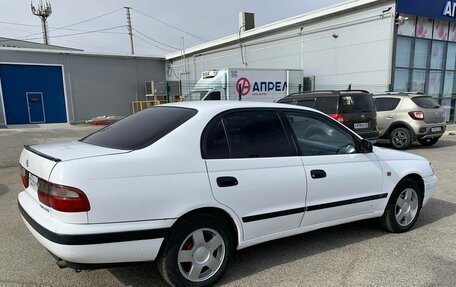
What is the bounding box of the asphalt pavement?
[0,124,455,287]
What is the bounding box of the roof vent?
[239,12,255,32]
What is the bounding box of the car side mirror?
[359,139,373,153]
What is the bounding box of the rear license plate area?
[431,127,442,132]
[354,122,369,129]
[28,173,38,192]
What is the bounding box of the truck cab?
[185,70,228,101]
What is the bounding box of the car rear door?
[203,109,307,241]
[282,111,384,227]
[374,97,401,136]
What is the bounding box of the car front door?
[374,97,401,136]
[282,111,384,227]
[203,109,307,241]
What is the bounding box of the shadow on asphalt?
[0,184,8,197]
[375,138,456,150]
[108,198,456,286]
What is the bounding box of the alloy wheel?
[177,228,226,282]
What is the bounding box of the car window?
[314,97,338,114]
[222,110,294,158]
[204,119,230,159]
[296,99,315,108]
[81,107,197,150]
[374,98,401,111]
[411,96,440,109]
[284,111,357,156]
[339,94,375,113]
[277,99,294,104]
[204,91,221,101]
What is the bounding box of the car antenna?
[347,83,352,91]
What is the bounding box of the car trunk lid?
[411,96,445,124]
[337,93,377,131]
[19,141,129,209]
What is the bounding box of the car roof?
[373,92,431,98]
[281,90,371,100]
[160,100,320,115]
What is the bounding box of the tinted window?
[285,112,357,156]
[411,96,440,109]
[205,92,221,101]
[314,97,338,114]
[339,94,375,113]
[296,99,315,108]
[204,119,230,159]
[374,98,401,112]
[222,110,293,158]
[82,107,197,150]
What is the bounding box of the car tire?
[418,137,440,146]
[156,214,234,287]
[379,178,423,233]
[389,127,412,150]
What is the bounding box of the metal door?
[26,92,45,123]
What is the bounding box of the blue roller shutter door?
[0,64,67,124]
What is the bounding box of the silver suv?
[373,92,446,149]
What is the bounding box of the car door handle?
[310,169,326,179]
[387,115,394,119]
[216,176,238,187]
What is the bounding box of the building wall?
[0,50,165,125]
[166,0,395,96]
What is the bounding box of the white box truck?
[185,68,304,102]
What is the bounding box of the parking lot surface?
[0,124,455,287]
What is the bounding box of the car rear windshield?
[81,107,197,150]
[411,96,440,109]
[339,94,375,113]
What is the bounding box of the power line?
[18,7,124,40]
[132,28,179,50]
[132,9,208,42]
[134,34,175,53]
[18,25,127,41]
[0,21,126,35]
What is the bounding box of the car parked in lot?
[373,92,446,149]
[277,90,379,143]
[18,101,436,287]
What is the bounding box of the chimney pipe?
[239,12,255,32]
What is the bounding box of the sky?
[0,0,346,56]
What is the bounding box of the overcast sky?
[0,0,346,56]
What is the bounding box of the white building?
[165,0,456,122]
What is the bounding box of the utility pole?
[124,7,134,54]
[31,0,52,45]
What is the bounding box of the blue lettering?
[282,82,288,91]
[275,82,281,91]
[260,82,267,91]
[268,82,274,91]
[253,82,259,92]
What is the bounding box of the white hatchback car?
[18,102,436,287]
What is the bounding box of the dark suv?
[278,90,379,142]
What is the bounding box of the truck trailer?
[185,68,304,102]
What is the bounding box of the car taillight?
[330,113,345,123]
[20,165,29,188]
[408,111,424,120]
[37,178,90,212]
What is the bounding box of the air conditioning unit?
[145,81,167,97]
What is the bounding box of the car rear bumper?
[414,124,446,139]
[18,191,175,265]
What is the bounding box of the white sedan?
[18,101,437,287]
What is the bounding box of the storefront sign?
[397,0,456,21]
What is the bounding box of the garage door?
[0,64,67,124]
